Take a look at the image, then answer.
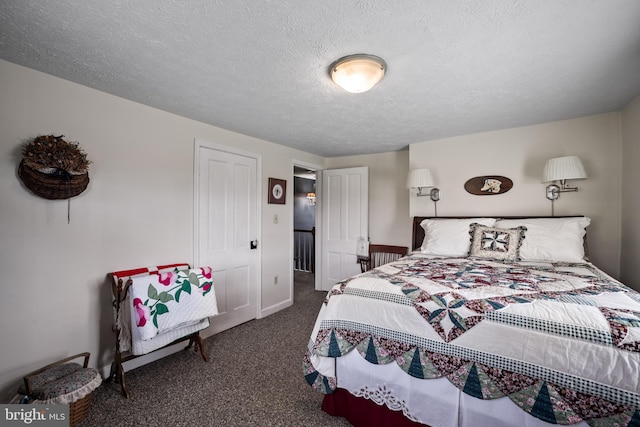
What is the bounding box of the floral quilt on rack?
[130,267,218,341]
[303,254,640,426]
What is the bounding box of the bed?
[303,216,640,427]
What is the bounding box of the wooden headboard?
[411,216,586,251]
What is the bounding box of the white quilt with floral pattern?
[130,267,218,341]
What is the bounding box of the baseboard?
[261,298,292,318]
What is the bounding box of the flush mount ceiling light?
[329,54,386,93]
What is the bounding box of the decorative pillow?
[468,224,526,261]
[420,218,497,256]
[494,217,590,262]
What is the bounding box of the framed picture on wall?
[268,178,286,204]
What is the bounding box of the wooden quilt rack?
[108,264,209,398]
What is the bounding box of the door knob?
[250,240,258,249]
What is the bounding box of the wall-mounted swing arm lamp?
[541,156,587,201]
[407,168,441,215]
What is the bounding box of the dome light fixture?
[329,54,386,93]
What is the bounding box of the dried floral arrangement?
[22,134,91,174]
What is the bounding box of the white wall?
[409,113,622,277]
[0,60,324,398]
[327,150,411,248]
[620,95,640,290]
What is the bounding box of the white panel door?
[194,140,259,334]
[321,167,368,290]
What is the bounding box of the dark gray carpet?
[81,272,350,427]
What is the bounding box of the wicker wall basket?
[18,160,89,200]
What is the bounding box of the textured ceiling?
[1,1,639,157]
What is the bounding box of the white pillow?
[494,217,590,262]
[420,218,497,256]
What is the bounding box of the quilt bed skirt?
[322,324,592,427]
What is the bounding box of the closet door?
[194,139,260,334]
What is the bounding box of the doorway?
[293,165,317,288]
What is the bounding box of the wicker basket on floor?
[19,352,101,427]
[69,393,92,426]
[18,160,89,200]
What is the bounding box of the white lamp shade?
[330,54,386,93]
[541,156,587,182]
[407,168,434,189]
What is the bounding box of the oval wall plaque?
[464,176,513,195]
